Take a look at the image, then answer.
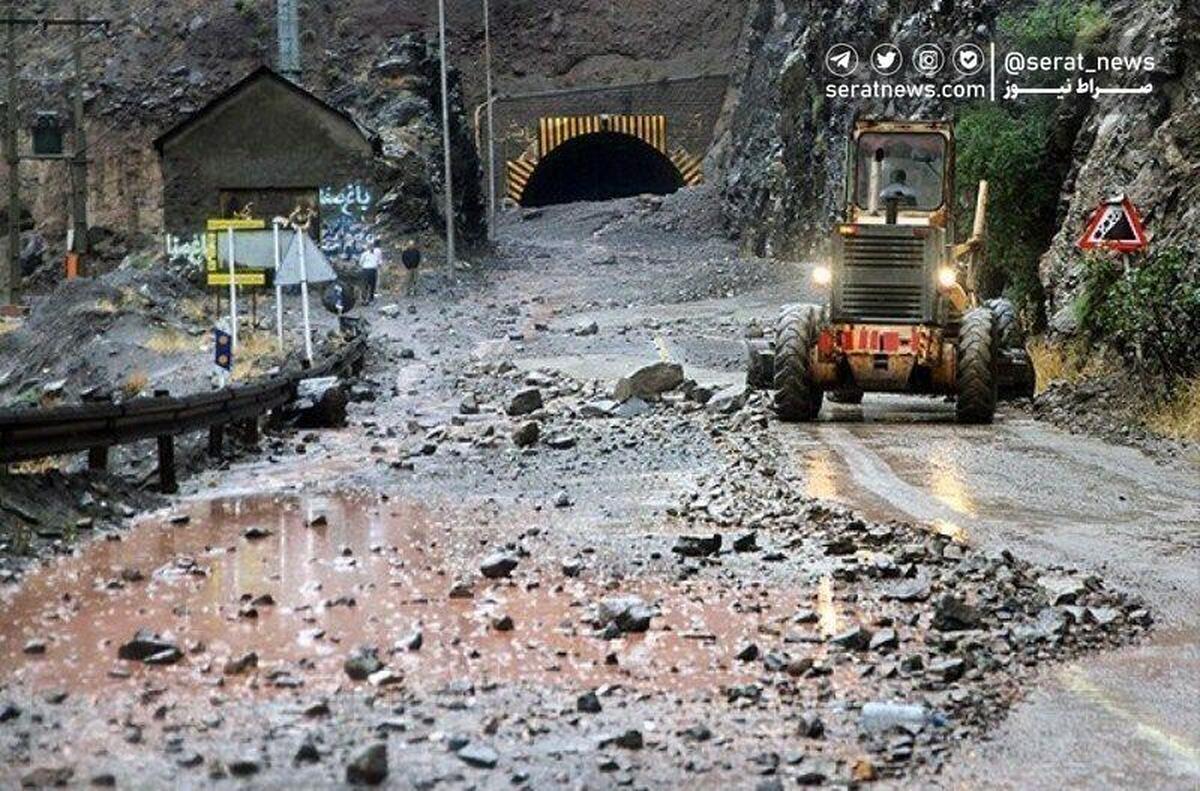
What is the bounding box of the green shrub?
[953,0,1113,321]
[956,104,1056,314]
[1077,247,1200,385]
[999,0,1109,56]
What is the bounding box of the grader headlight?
[812,264,833,286]
[937,265,957,289]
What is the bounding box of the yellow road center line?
[653,335,670,362]
[817,574,839,637]
[1059,666,1200,773]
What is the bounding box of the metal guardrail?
[0,336,367,491]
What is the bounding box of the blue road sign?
[214,328,233,371]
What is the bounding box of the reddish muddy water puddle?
[0,491,831,699]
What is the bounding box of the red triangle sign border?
[1076,195,1149,253]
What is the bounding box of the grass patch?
[1027,337,1110,394]
[231,331,281,381]
[9,456,65,475]
[145,328,201,354]
[1147,377,1200,441]
[122,370,149,398]
[179,298,210,325]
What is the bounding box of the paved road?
[492,197,1200,788]
[548,273,1200,788]
[763,397,1200,790]
[494,197,1200,789]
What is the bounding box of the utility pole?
[4,1,19,305]
[276,0,301,82]
[69,2,89,262]
[1,6,107,305]
[482,0,496,243]
[437,0,456,266]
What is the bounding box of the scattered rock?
[733,531,758,552]
[597,595,654,634]
[577,691,602,713]
[505,388,543,417]
[932,594,982,631]
[705,385,747,414]
[830,626,873,651]
[1038,573,1086,606]
[480,552,519,579]
[613,362,684,402]
[599,729,644,750]
[117,630,181,664]
[345,743,388,785]
[223,652,258,675]
[456,742,499,769]
[672,533,722,557]
[859,702,931,735]
[343,646,384,681]
[512,421,540,448]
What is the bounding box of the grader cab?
[748,119,1034,423]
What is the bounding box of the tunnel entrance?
[519,131,685,208]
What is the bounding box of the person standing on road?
[359,242,382,305]
[401,240,421,296]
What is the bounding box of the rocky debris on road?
[1028,375,1195,459]
[511,420,540,448]
[595,595,655,635]
[343,646,384,681]
[479,551,519,579]
[613,362,684,402]
[505,387,543,416]
[345,742,388,785]
[672,533,722,557]
[283,379,350,429]
[659,393,1154,781]
[117,630,182,665]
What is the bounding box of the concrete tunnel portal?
[504,114,705,208]
[518,132,685,208]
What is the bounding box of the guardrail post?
[241,417,260,445]
[153,389,178,494]
[87,446,107,471]
[157,435,177,494]
[208,425,224,457]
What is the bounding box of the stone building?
[154,67,381,260]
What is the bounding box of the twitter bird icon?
[871,43,903,76]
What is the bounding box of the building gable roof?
[153,65,380,155]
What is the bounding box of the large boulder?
[614,362,684,402]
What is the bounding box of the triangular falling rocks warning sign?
[1076,194,1149,253]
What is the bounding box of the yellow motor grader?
[747,118,1034,423]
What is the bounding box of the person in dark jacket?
[401,240,421,296]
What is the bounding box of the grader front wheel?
[774,306,824,422]
[956,307,999,424]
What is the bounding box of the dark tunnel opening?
[519,131,685,208]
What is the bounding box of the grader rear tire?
[986,297,1023,348]
[956,307,998,424]
[774,306,824,422]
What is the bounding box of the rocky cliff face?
[1037,0,1199,331]
[718,0,1197,329]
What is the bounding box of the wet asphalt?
[2,191,1197,788]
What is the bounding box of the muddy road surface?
[1,189,1196,789]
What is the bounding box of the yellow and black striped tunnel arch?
[507,114,704,205]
